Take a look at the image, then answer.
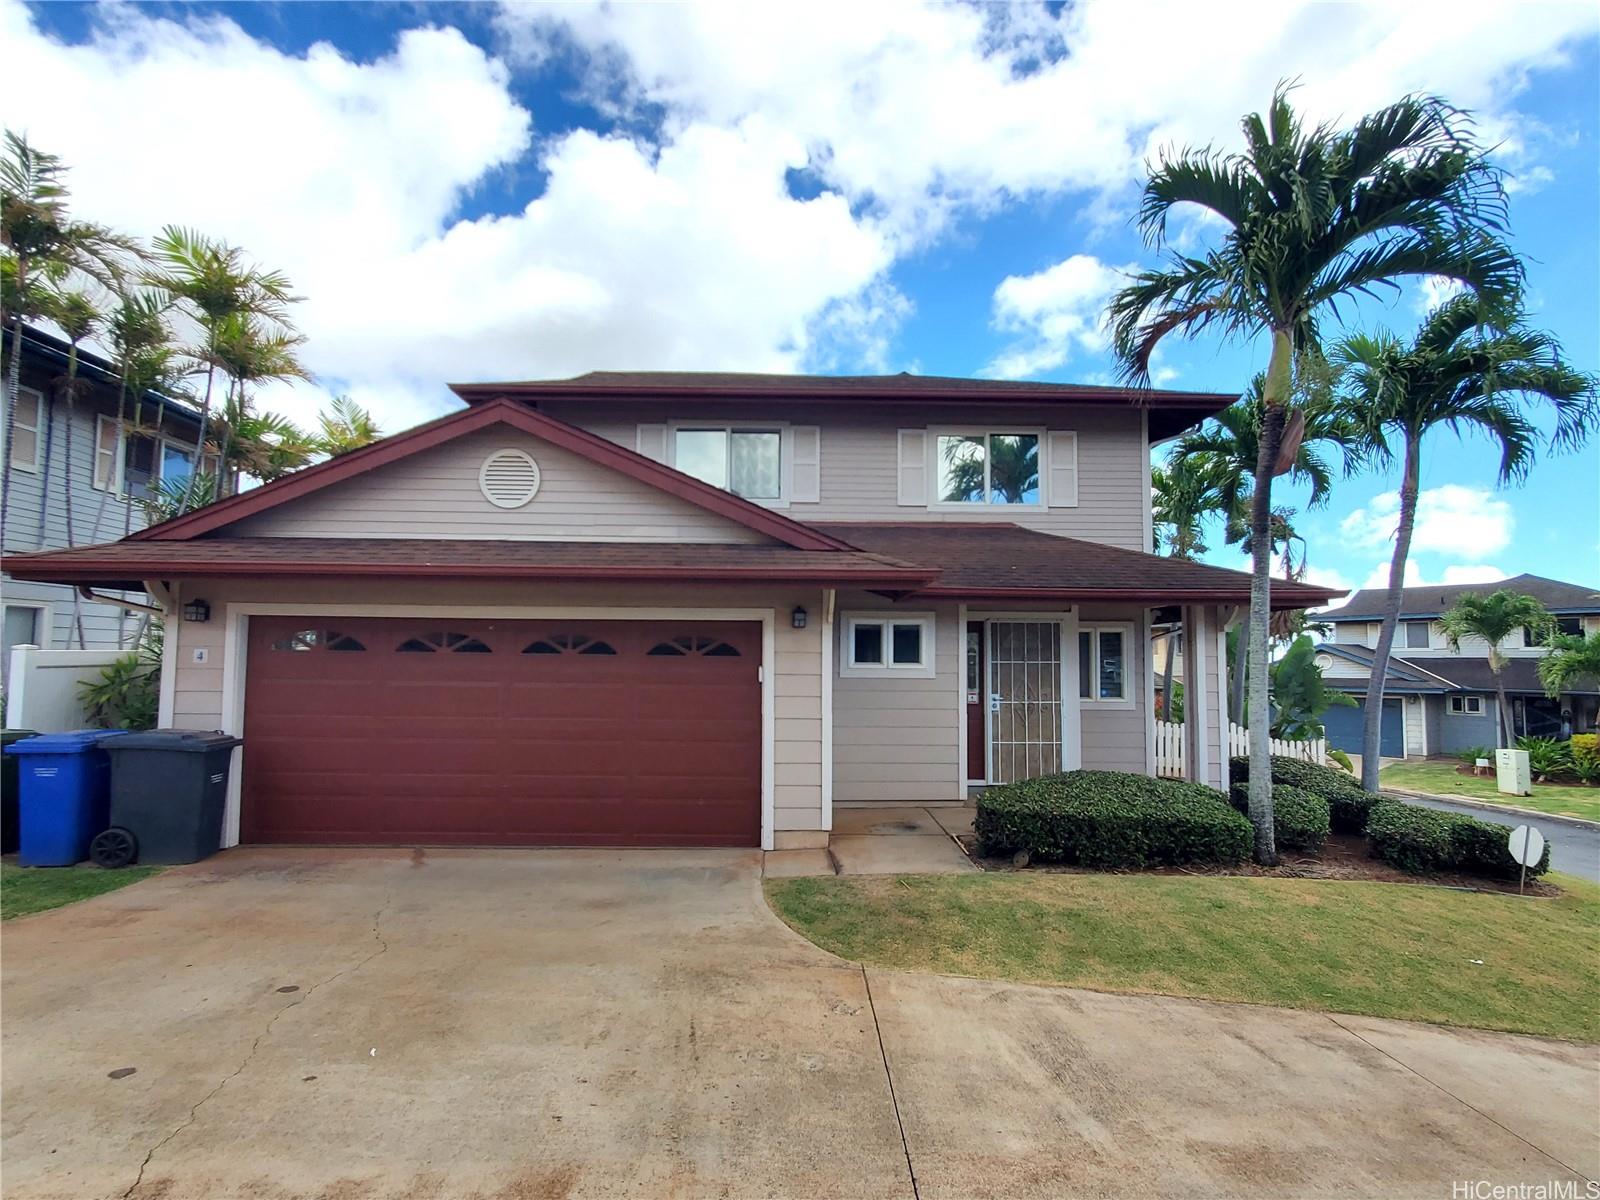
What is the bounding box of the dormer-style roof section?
[128,398,855,551]
[1326,573,1600,621]
[449,372,1237,441]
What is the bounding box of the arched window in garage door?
[395,631,492,653]
[645,635,742,657]
[270,629,367,652]
[522,633,618,655]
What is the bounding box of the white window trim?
[9,386,44,473]
[1078,621,1135,708]
[93,414,124,492]
[1448,694,1485,716]
[927,426,1048,510]
[666,419,791,508]
[838,611,935,679]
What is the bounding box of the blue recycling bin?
[5,731,130,867]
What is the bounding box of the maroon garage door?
[241,616,761,846]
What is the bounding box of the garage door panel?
[242,616,763,846]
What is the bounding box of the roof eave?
[915,585,1343,609]
[449,381,1235,407]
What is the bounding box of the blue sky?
[4,0,1597,600]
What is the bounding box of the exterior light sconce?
[791,606,808,630]
[182,599,211,623]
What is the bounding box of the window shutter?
[897,430,927,507]
[93,415,119,490]
[1047,431,1078,507]
[636,423,668,464]
[790,425,820,503]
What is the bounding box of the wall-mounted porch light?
[791,606,808,630]
[182,598,211,623]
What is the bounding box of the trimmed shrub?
[1571,733,1598,769]
[1229,784,1331,853]
[974,771,1251,869]
[1366,801,1551,880]
[1230,754,1382,835]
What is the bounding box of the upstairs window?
[1526,617,1583,644]
[9,387,43,471]
[673,427,782,500]
[1403,620,1430,649]
[935,431,1040,505]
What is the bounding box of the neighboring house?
[1314,574,1600,758]
[8,373,1338,851]
[1,323,206,684]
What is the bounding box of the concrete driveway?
[3,849,1595,1200]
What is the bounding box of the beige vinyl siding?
[543,402,1149,550]
[1077,603,1150,774]
[166,580,825,832]
[832,594,962,803]
[224,427,772,544]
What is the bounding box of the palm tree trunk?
[1361,435,1420,790]
[1230,624,1248,725]
[181,357,217,514]
[1161,629,1178,723]
[1494,670,1514,748]
[2,261,30,544]
[1245,330,1292,866]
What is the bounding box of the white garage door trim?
[216,603,777,851]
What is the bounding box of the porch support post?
[1181,605,1212,788]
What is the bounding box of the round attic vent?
[478,448,541,509]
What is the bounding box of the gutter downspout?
[77,585,164,617]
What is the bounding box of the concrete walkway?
[764,806,977,878]
[3,848,1595,1199]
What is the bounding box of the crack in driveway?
[121,893,393,1200]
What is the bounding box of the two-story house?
[1314,574,1600,758]
[7,372,1338,851]
[1,323,207,685]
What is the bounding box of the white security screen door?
[987,621,1063,783]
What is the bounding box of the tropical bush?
[1327,748,1354,773]
[1229,784,1330,853]
[1229,754,1382,834]
[1515,736,1573,780]
[1455,745,1495,767]
[78,649,160,730]
[974,771,1250,869]
[1366,801,1551,879]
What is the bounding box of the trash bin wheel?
[90,827,138,869]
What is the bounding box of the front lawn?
[1,862,163,920]
[1381,760,1600,823]
[766,872,1600,1042]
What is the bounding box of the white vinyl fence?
[5,645,125,733]
[1155,719,1326,780]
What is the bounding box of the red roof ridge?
[130,398,858,553]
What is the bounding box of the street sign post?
[1507,824,1546,895]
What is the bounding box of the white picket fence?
[1155,719,1326,779]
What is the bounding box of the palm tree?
[205,313,310,493]
[40,280,104,646]
[1437,589,1554,747]
[1,130,137,537]
[145,226,298,512]
[1151,454,1222,714]
[1175,382,1357,723]
[213,399,315,487]
[1539,632,1600,699]
[1334,299,1596,790]
[94,289,177,542]
[1107,88,1522,863]
[314,395,382,457]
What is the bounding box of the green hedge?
[1230,754,1383,835]
[1365,801,1551,880]
[1228,784,1330,853]
[974,771,1250,869]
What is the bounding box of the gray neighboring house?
[1,322,205,685]
[1314,574,1600,758]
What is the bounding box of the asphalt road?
[1394,793,1600,883]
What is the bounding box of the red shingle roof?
[809,522,1343,609]
[450,371,1235,441]
[2,538,936,592]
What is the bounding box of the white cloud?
[1415,276,1468,315]
[982,255,1135,379]
[1340,485,1515,560]
[2,0,1593,435]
